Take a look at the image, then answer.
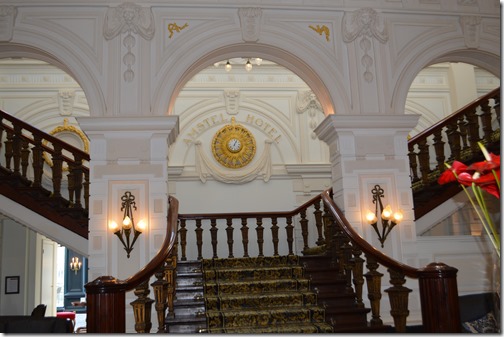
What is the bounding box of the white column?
[77,116,178,331]
[315,114,419,261]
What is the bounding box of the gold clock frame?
[211,117,256,169]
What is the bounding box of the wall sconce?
[365,185,403,248]
[70,257,82,274]
[108,191,146,258]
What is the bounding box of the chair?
[30,304,46,318]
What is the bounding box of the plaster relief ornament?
[296,90,323,139]
[238,7,263,42]
[103,3,155,82]
[58,89,76,116]
[224,89,240,115]
[342,8,388,83]
[0,6,17,42]
[459,15,481,49]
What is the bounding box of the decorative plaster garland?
[194,139,272,184]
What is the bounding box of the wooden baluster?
[446,122,461,161]
[351,246,365,308]
[11,125,21,175]
[195,219,203,260]
[241,218,249,258]
[151,266,168,332]
[71,155,84,208]
[479,99,494,144]
[130,280,154,333]
[256,217,264,257]
[226,218,234,258]
[333,221,346,278]
[465,110,480,155]
[67,162,75,206]
[20,138,30,179]
[364,255,383,326]
[31,134,43,188]
[4,129,14,171]
[408,144,420,182]
[271,217,279,256]
[210,218,218,258]
[322,203,332,251]
[432,129,445,173]
[341,237,354,292]
[179,219,187,261]
[83,169,90,211]
[51,144,63,198]
[416,139,430,186]
[164,256,177,318]
[299,209,309,253]
[458,115,469,153]
[313,200,325,245]
[385,269,412,333]
[285,216,294,256]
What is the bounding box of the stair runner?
[202,255,334,333]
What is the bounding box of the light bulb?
[365,211,378,225]
[245,60,252,72]
[254,58,262,66]
[393,210,404,224]
[381,205,393,220]
[122,216,132,229]
[109,221,119,231]
[137,220,146,232]
[225,61,232,72]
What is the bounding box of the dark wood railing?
[320,189,461,333]
[85,195,179,333]
[0,109,90,238]
[177,192,326,260]
[409,87,500,219]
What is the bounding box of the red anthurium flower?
[457,171,501,199]
[438,161,468,185]
[467,155,500,174]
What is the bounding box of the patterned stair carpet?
[202,255,334,333]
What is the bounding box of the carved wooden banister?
[321,189,461,333]
[85,196,179,333]
[0,109,90,238]
[177,191,326,260]
[408,87,500,219]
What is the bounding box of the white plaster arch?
[391,39,500,116]
[153,42,342,120]
[0,42,105,118]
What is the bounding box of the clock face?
[212,117,256,169]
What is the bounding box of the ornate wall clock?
[211,117,256,169]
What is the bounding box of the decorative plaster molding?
[238,7,262,42]
[342,8,388,83]
[0,6,17,42]
[58,89,76,116]
[194,139,272,184]
[224,89,240,115]
[460,15,481,49]
[103,3,155,82]
[167,22,188,39]
[458,0,477,5]
[309,24,330,42]
[296,90,323,140]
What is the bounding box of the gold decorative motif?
[309,24,330,42]
[211,117,256,169]
[43,118,89,170]
[168,22,188,38]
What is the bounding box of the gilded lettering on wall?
[103,3,155,82]
[183,113,282,145]
[342,8,388,83]
[168,22,188,39]
[309,24,330,42]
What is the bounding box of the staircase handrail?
[320,189,461,332]
[408,87,499,145]
[85,195,179,333]
[0,109,90,161]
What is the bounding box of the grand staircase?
[0,87,500,333]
